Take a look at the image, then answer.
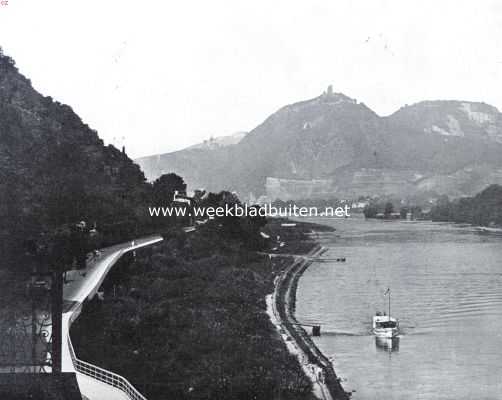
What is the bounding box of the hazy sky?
[1,1,501,158]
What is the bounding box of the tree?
[36,223,92,273]
[152,173,187,205]
[400,207,409,219]
[363,203,378,218]
[384,202,394,216]
[240,206,267,250]
[202,191,243,237]
[430,195,451,221]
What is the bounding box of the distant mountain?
[389,100,502,143]
[135,132,246,186]
[136,86,502,200]
[186,132,247,150]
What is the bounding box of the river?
[296,215,502,400]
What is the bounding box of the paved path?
[274,247,348,400]
[60,235,163,399]
[76,373,129,400]
[268,248,334,400]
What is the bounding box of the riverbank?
[268,245,349,400]
[71,222,316,400]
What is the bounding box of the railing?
[62,237,164,400]
[68,328,147,400]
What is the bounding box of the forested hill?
[0,49,149,277]
[430,184,502,227]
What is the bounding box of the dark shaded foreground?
[71,220,330,400]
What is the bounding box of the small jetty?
[293,322,323,337]
[264,253,347,263]
[312,257,346,263]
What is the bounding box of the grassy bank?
[71,218,327,400]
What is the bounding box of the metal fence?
[0,280,53,372]
[67,336,147,400]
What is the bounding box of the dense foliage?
[0,50,157,282]
[71,220,317,400]
[430,184,502,227]
[0,49,211,287]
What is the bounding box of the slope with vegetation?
[71,213,328,400]
[0,48,153,287]
[430,184,502,227]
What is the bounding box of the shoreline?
[267,245,349,400]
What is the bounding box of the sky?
[0,0,501,158]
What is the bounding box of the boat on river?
[373,288,399,338]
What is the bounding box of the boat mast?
[388,288,391,321]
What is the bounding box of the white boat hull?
[373,327,399,338]
[373,315,399,337]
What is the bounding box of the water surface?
[296,216,502,400]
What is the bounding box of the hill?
[185,131,247,150]
[136,87,502,200]
[430,184,502,227]
[0,49,150,278]
[135,132,246,188]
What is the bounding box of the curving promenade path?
[61,235,163,400]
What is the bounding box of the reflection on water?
[296,216,502,400]
[375,336,399,353]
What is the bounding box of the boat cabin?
[372,313,398,329]
[375,320,398,329]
